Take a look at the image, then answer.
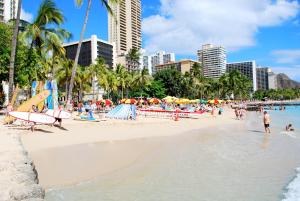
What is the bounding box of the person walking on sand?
[29,105,38,132]
[6,103,13,116]
[263,111,271,133]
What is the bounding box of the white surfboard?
[45,109,71,119]
[9,112,55,124]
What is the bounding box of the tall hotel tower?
[197,44,226,79]
[108,0,142,56]
[0,0,19,22]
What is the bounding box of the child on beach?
[286,124,294,132]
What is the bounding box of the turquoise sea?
[46,105,300,201]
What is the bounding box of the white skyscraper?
[197,44,226,78]
[0,0,18,22]
[144,51,175,74]
[108,0,141,56]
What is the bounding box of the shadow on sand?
[248,129,264,133]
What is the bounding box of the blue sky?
[22,0,300,81]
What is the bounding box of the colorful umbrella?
[148,98,161,104]
[175,98,190,104]
[102,99,113,105]
[125,98,137,104]
[200,99,207,104]
[163,96,177,103]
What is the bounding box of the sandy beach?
[12,107,300,201]
[19,109,238,188]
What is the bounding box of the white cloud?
[142,0,300,55]
[272,49,300,64]
[21,8,33,22]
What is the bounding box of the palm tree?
[115,64,128,99]
[8,0,22,100]
[67,0,118,105]
[126,48,141,72]
[75,65,92,101]
[55,59,73,98]
[106,71,118,99]
[23,0,65,55]
[45,31,71,78]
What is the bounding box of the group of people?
[234,107,246,120]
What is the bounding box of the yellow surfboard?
[37,81,45,112]
[4,90,50,124]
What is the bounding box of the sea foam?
[282,167,300,201]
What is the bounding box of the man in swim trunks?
[263,111,271,133]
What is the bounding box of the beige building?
[0,0,18,22]
[108,0,142,56]
[154,59,201,74]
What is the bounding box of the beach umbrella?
[175,98,190,104]
[190,99,200,104]
[163,96,177,103]
[148,98,161,104]
[125,98,137,104]
[208,99,218,104]
[200,99,207,104]
[102,99,113,105]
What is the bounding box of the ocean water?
[45,106,300,201]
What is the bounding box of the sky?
[22,0,300,81]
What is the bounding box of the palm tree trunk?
[67,0,92,105]
[92,75,95,100]
[8,0,22,101]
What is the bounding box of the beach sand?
[20,109,238,188]
[17,108,300,201]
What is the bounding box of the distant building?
[143,51,175,75]
[63,35,115,68]
[108,0,141,56]
[197,44,226,78]
[0,0,18,22]
[256,67,270,90]
[226,61,257,91]
[63,35,115,100]
[154,59,200,74]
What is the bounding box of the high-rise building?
[197,44,226,79]
[63,35,115,68]
[0,0,19,22]
[108,0,141,56]
[154,59,200,74]
[226,61,257,91]
[142,51,175,75]
[256,67,270,90]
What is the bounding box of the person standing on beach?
[6,103,13,116]
[263,111,271,133]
